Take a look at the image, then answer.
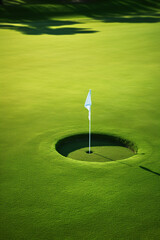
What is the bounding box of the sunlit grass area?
[0,1,160,239]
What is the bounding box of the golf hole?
[56,133,137,163]
[86,151,93,154]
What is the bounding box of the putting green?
[68,146,135,162]
[56,133,136,162]
[0,1,160,240]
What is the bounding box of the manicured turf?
[0,1,160,240]
[56,133,136,162]
[68,146,135,162]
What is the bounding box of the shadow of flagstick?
[139,166,160,176]
[94,152,133,167]
[95,152,160,176]
[95,153,160,175]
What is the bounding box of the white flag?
[84,90,91,120]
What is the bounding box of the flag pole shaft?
[89,109,91,153]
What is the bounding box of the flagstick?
[89,108,91,153]
[84,89,92,154]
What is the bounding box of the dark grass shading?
[0,0,160,36]
[0,1,160,36]
[0,22,97,35]
[0,0,160,22]
[97,15,160,23]
[0,15,159,36]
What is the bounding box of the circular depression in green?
[56,133,137,163]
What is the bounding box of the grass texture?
[0,1,160,240]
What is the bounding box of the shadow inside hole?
[56,133,137,162]
[86,150,93,154]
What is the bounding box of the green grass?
[68,146,135,162]
[0,1,160,240]
[56,133,137,162]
